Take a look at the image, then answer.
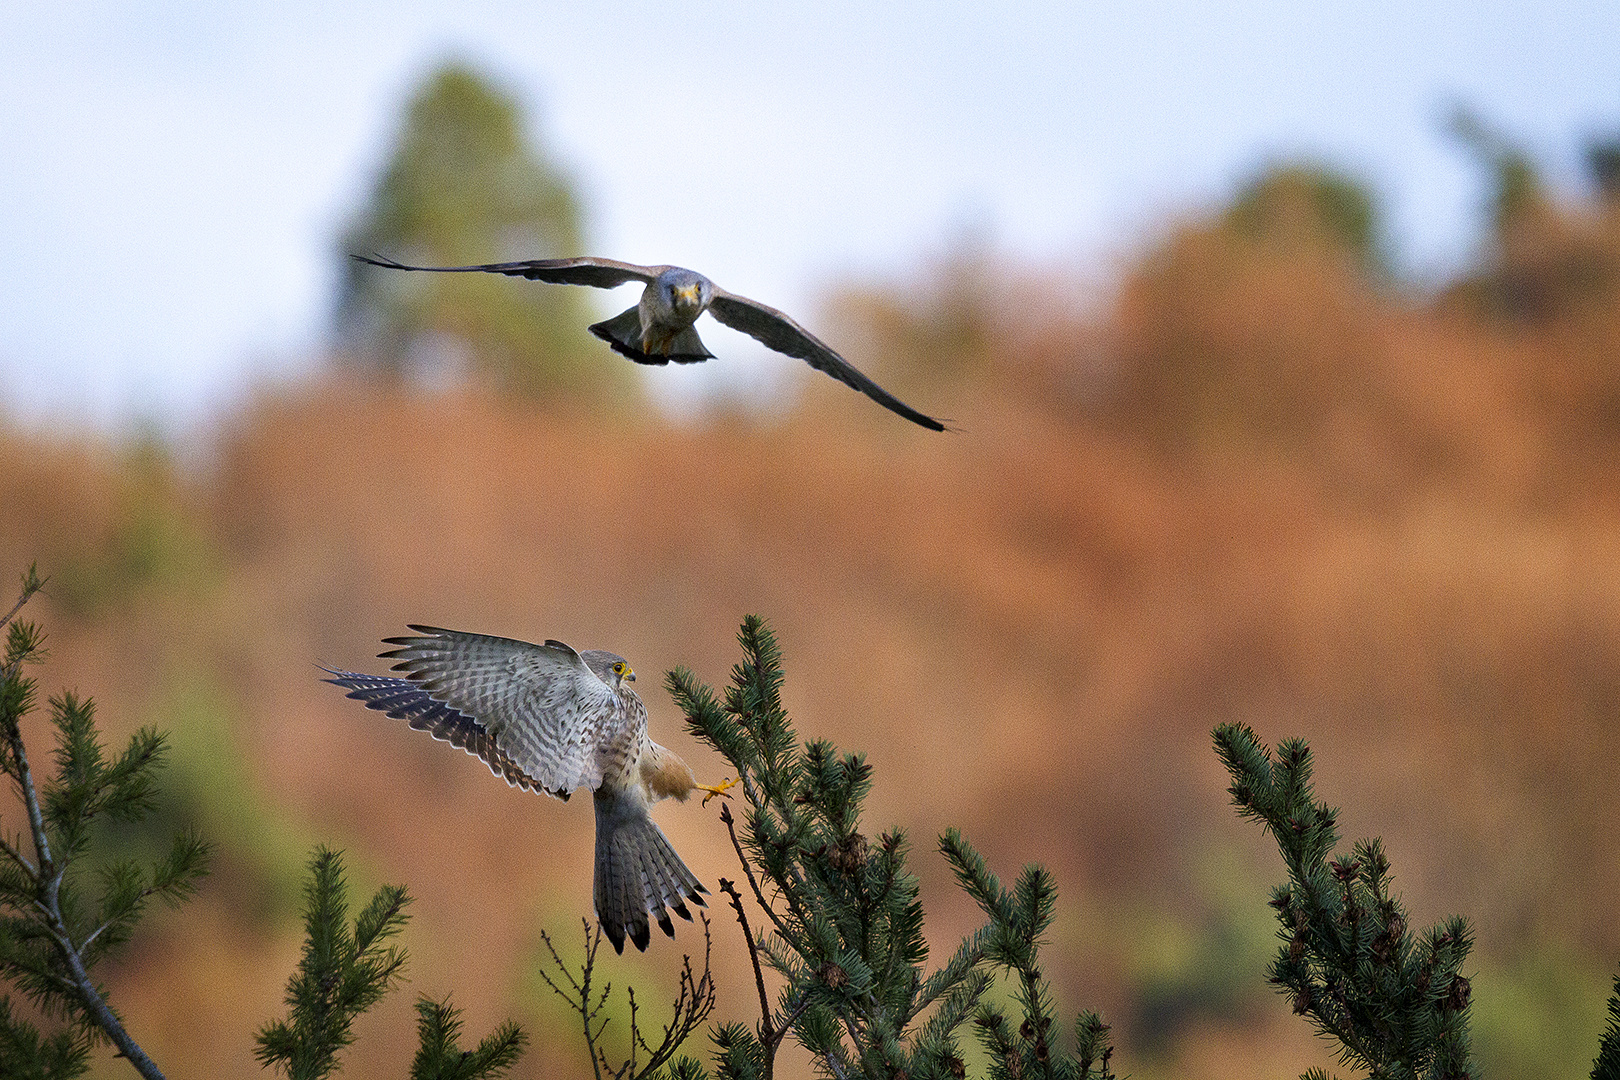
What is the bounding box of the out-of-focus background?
[5,4,1620,1078]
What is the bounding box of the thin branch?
[624,987,641,1078]
[719,803,792,940]
[46,914,166,1080]
[719,879,774,1049]
[4,712,54,883]
[773,991,813,1050]
[537,916,713,1080]
[0,569,43,636]
[579,924,606,1080]
[721,874,810,1080]
[0,831,36,875]
[2,720,166,1079]
[630,919,715,1080]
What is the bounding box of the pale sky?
[2,1,1616,434]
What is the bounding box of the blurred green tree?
[336,62,625,402]
[1440,106,1620,324]
[1107,160,1389,455]
[1445,106,1545,237]
[1585,137,1620,203]
[1223,163,1386,274]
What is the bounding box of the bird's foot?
[698,777,738,807]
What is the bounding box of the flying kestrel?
[352,253,947,431]
[324,625,734,953]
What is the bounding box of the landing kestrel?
[324,625,733,953]
[351,253,948,431]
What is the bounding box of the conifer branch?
[1593,969,1620,1080]
[0,831,35,875]
[255,848,412,1080]
[674,616,1113,1080]
[1215,721,1475,1080]
[0,572,198,1080]
[0,564,43,637]
[408,996,526,1080]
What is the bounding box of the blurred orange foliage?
[6,179,1620,1079]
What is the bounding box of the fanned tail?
[588,306,714,365]
[593,790,707,953]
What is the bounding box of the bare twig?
[719,803,793,940]
[721,876,810,1080]
[536,916,714,1080]
[720,878,773,1045]
[534,922,608,1080]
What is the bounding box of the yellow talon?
[699,777,738,807]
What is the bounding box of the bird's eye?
[613,662,624,674]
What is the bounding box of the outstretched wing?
[377,625,617,794]
[706,291,947,431]
[353,253,660,290]
[321,667,566,798]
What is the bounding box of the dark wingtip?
[657,911,675,938]
[352,252,409,270]
[905,410,949,432]
[604,921,627,955]
[318,667,375,695]
[672,901,693,922]
[629,921,651,952]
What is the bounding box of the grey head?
[651,267,714,324]
[581,649,636,687]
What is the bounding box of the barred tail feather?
[593,790,706,954]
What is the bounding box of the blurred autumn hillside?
[8,126,1620,1078]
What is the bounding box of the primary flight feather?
[353,253,947,431]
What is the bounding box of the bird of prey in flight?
[324,625,736,954]
[353,253,947,431]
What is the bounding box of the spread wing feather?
[352,253,659,290]
[321,668,565,797]
[706,292,947,431]
[377,625,615,794]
